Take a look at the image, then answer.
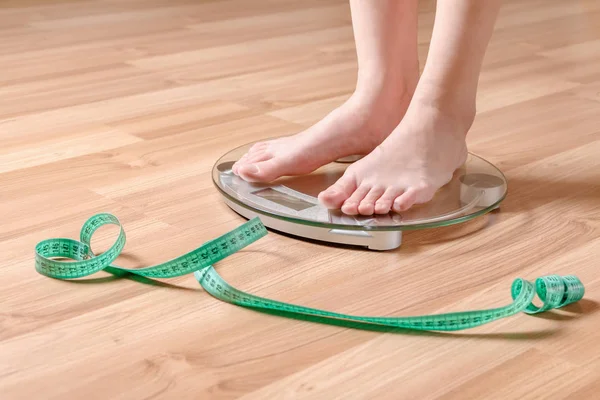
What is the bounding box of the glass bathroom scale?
[212,141,507,250]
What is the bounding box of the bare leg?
[319,0,502,215]
[232,0,419,182]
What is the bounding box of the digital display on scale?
[252,188,315,211]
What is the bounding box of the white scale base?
[225,198,403,250]
[225,198,500,251]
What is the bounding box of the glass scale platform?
[212,142,507,250]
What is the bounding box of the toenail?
[245,165,259,174]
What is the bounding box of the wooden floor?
[2,0,600,398]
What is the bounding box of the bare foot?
[318,102,472,215]
[232,84,413,182]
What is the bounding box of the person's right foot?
[232,82,414,182]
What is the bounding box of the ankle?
[410,81,476,132]
[353,73,416,115]
[357,61,418,98]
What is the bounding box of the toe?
[374,187,404,214]
[414,184,437,205]
[341,185,371,215]
[392,188,417,213]
[393,183,438,212]
[318,175,357,209]
[238,158,283,182]
[235,142,269,173]
[358,187,385,215]
[232,153,250,174]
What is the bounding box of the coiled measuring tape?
[35,213,585,331]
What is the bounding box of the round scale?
[212,141,507,250]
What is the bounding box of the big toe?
[238,158,283,182]
[392,189,417,213]
[318,175,357,209]
[392,185,436,213]
[232,153,250,175]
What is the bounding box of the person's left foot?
[318,102,472,215]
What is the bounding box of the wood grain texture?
[1,0,599,399]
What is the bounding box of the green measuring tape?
[35,213,584,331]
